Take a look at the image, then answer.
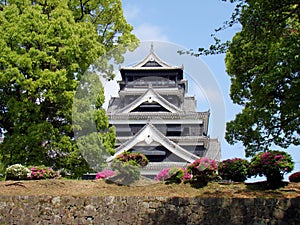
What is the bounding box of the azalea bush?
[186,158,219,188]
[29,165,60,180]
[110,160,140,184]
[115,151,149,167]
[218,158,249,182]
[5,164,31,180]
[155,167,171,182]
[153,158,220,188]
[110,151,149,185]
[95,170,115,180]
[249,150,294,188]
[5,164,60,180]
[155,167,192,184]
[289,172,300,183]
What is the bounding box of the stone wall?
[0,195,299,224]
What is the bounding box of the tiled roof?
[107,95,206,115]
[116,88,182,113]
[121,44,183,70]
[106,123,199,163]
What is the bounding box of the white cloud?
[133,24,169,41]
[123,3,168,42]
[123,4,140,20]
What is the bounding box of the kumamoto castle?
[106,45,221,178]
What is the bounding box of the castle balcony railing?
[116,136,209,149]
[108,112,209,121]
[126,80,177,88]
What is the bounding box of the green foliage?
[110,160,140,185]
[249,150,294,188]
[165,167,185,184]
[189,1,300,156]
[72,70,116,172]
[224,1,300,156]
[0,156,5,180]
[5,164,31,180]
[0,0,138,177]
[218,158,249,182]
[109,152,149,185]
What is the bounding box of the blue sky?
[120,0,299,176]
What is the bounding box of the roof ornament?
[150,42,154,53]
[123,42,182,69]
[146,118,151,124]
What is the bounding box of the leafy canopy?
[0,0,138,177]
[193,0,300,156]
[224,0,300,156]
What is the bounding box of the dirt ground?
[1,178,300,198]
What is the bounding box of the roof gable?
[106,123,199,163]
[117,88,182,113]
[141,60,162,68]
[133,44,172,68]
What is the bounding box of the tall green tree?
[192,1,299,156]
[0,0,138,176]
[72,68,116,172]
[219,1,300,156]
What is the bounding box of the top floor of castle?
[118,44,188,92]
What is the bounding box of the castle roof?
[106,123,199,163]
[116,88,182,113]
[121,44,183,70]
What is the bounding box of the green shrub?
[0,161,5,180]
[57,168,72,178]
[5,164,31,180]
[249,150,294,188]
[110,151,149,185]
[110,160,140,185]
[218,158,249,182]
[289,172,300,183]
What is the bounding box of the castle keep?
[106,46,220,178]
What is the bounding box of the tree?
[72,69,116,172]
[0,0,138,176]
[224,1,300,156]
[194,1,300,156]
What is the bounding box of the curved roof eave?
[116,88,182,113]
[121,44,183,70]
[106,123,198,163]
